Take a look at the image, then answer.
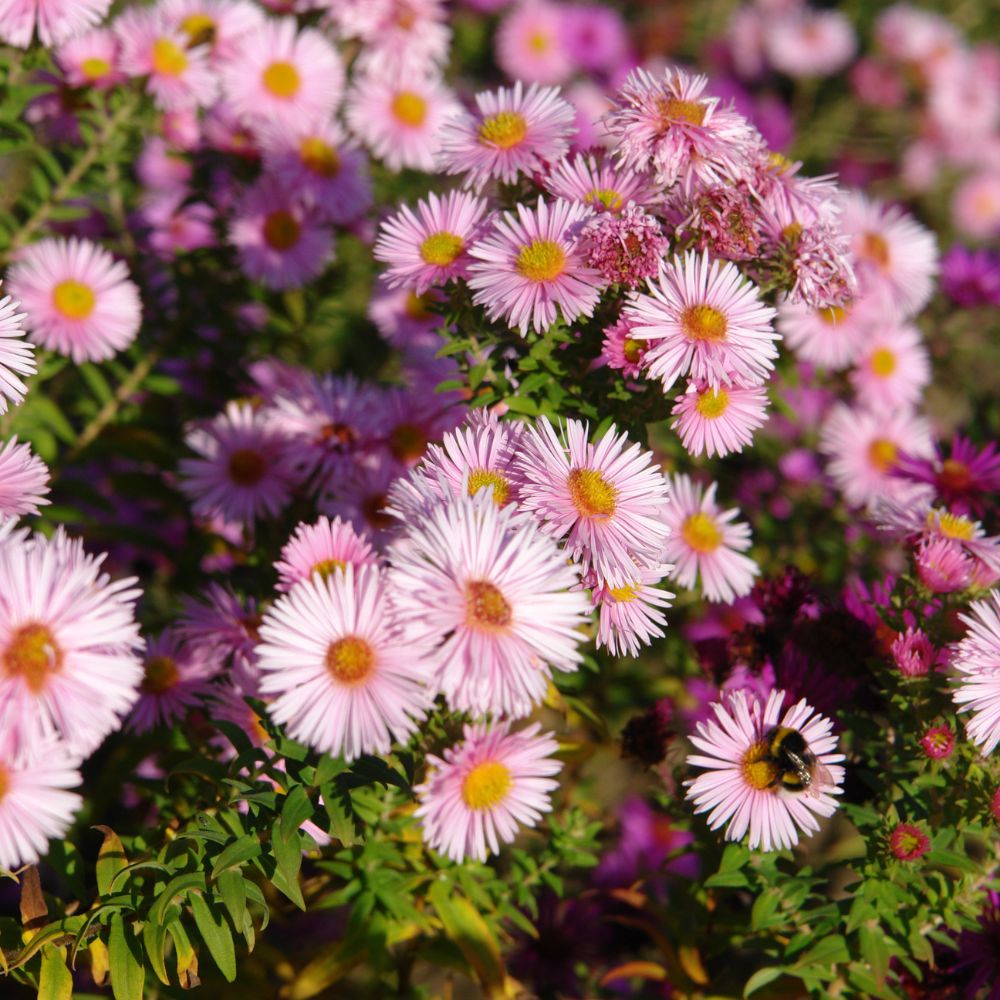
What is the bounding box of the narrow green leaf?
[108,913,145,1000]
[93,827,128,897]
[210,834,261,879]
[37,945,73,1000]
[216,870,247,934]
[142,918,170,987]
[189,892,237,983]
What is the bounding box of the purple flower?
[940,245,1000,308]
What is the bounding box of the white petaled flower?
[952,591,1000,755]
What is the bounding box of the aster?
[671,379,769,459]
[387,490,589,719]
[849,322,930,413]
[624,250,779,391]
[601,314,650,379]
[894,435,1000,518]
[415,720,562,863]
[0,438,49,518]
[589,563,674,659]
[939,245,1000,308]
[666,182,763,262]
[160,0,266,64]
[887,822,930,861]
[55,28,124,89]
[178,583,261,688]
[347,0,451,79]
[776,294,876,371]
[581,205,668,290]
[544,152,659,213]
[517,416,671,589]
[495,2,572,86]
[0,288,34,415]
[0,0,111,48]
[274,516,378,593]
[685,689,844,852]
[952,591,1000,755]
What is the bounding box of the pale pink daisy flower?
[350,0,451,78]
[764,11,857,79]
[0,288,34,415]
[438,82,576,188]
[0,0,111,48]
[672,379,769,458]
[776,296,874,371]
[0,438,49,518]
[467,197,602,335]
[849,322,930,413]
[127,628,218,733]
[115,8,218,110]
[951,172,1000,242]
[952,592,1000,756]
[274,516,378,593]
[495,2,572,85]
[662,474,758,604]
[820,403,934,509]
[0,528,143,759]
[685,689,845,852]
[55,28,123,89]
[543,152,660,213]
[374,191,488,296]
[0,735,82,871]
[345,70,459,174]
[517,417,671,589]
[623,250,779,391]
[219,18,343,126]
[6,237,141,363]
[601,314,649,379]
[258,118,372,226]
[841,192,938,318]
[605,67,761,193]
[160,0,264,63]
[228,177,334,291]
[387,491,589,718]
[257,565,430,761]
[415,720,562,862]
[589,564,674,659]
[179,401,300,526]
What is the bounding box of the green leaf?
[279,786,314,841]
[93,826,128,896]
[743,966,785,997]
[142,918,171,987]
[149,873,207,927]
[38,945,73,1000]
[429,882,508,995]
[859,925,891,986]
[788,933,849,971]
[210,834,261,879]
[79,363,113,404]
[216,870,247,935]
[29,396,75,444]
[108,913,145,1000]
[189,891,237,983]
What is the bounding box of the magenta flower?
[920,725,955,760]
[582,204,668,289]
[888,822,930,861]
[891,627,935,677]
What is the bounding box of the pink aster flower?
[115,8,218,110]
[562,3,629,74]
[178,583,261,687]
[257,565,430,761]
[685,689,845,852]
[127,628,218,733]
[544,152,659,213]
[0,527,143,759]
[438,81,576,188]
[467,197,601,335]
[896,434,1000,519]
[348,0,451,79]
[601,314,650,379]
[764,10,857,79]
[953,591,1000,756]
[582,205,668,289]
[662,474,758,604]
[819,403,934,509]
[671,379,769,459]
[0,734,82,871]
[920,725,955,760]
[160,0,264,64]
[258,117,372,226]
[387,491,589,718]
[179,401,300,526]
[56,28,123,89]
[228,177,334,291]
[623,250,779,391]
[841,192,938,318]
[776,296,874,371]
[219,18,344,126]
[891,626,935,677]
[7,237,141,364]
[517,417,671,589]
[605,67,761,193]
[345,69,459,173]
[0,0,111,48]
[274,516,378,593]
[415,720,562,862]
[0,288,34,415]
[888,822,930,861]
[374,191,487,296]
[0,438,49,518]
[590,563,674,658]
[849,322,930,413]
[915,536,974,594]
[495,2,572,85]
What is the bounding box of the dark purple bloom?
[895,435,1000,517]
[940,245,1000,308]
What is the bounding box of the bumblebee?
[762,726,818,792]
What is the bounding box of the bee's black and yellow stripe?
[763,726,816,792]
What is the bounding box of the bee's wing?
[803,760,836,798]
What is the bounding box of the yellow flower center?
[462,760,512,810]
[742,740,778,790]
[609,583,638,602]
[681,512,722,553]
[467,469,510,506]
[389,423,426,462]
[0,765,8,803]
[466,580,512,629]
[869,347,896,377]
[861,231,891,269]
[180,13,216,48]
[299,136,341,178]
[768,152,793,174]
[782,222,804,245]
[934,510,975,541]
[405,291,432,320]
[262,60,301,99]
[478,110,528,149]
[658,97,707,127]
[528,31,550,54]
[568,467,618,519]
[682,304,728,342]
[391,91,427,127]
[3,623,62,695]
[52,279,95,320]
[585,188,623,211]
[419,231,465,267]
[515,239,566,282]
[818,304,848,324]
[325,636,374,684]
[623,338,644,364]
[695,386,730,419]
[227,448,266,486]
[262,209,301,251]
[312,558,347,579]
[152,37,188,77]
[81,57,111,80]
[142,655,179,695]
[868,438,898,473]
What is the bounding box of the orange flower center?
[466,580,512,629]
[262,60,300,99]
[391,91,427,127]
[869,347,897,377]
[682,304,728,342]
[940,459,971,492]
[818,304,848,324]
[868,438,898,473]
[152,38,188,77]
[180,13,216,48]
[325,636,374,684]
[142,655,179,695]
[419,231,464,267]
[681,512,722,553]
[3,623,62,694]
[515,239,566,282]
[227,448,266,486]
[658,97,707,127]
[52,279,95,320]
[299,136,341,178]
[462,760,512,809]
[568,467,617,519]
[478,111,528,149]
[262,210,301,251]
[389,423,426,463]
[312,558,347,580]
[622,338,644,364]
[861,231,891,269]
[742,740,778,790]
